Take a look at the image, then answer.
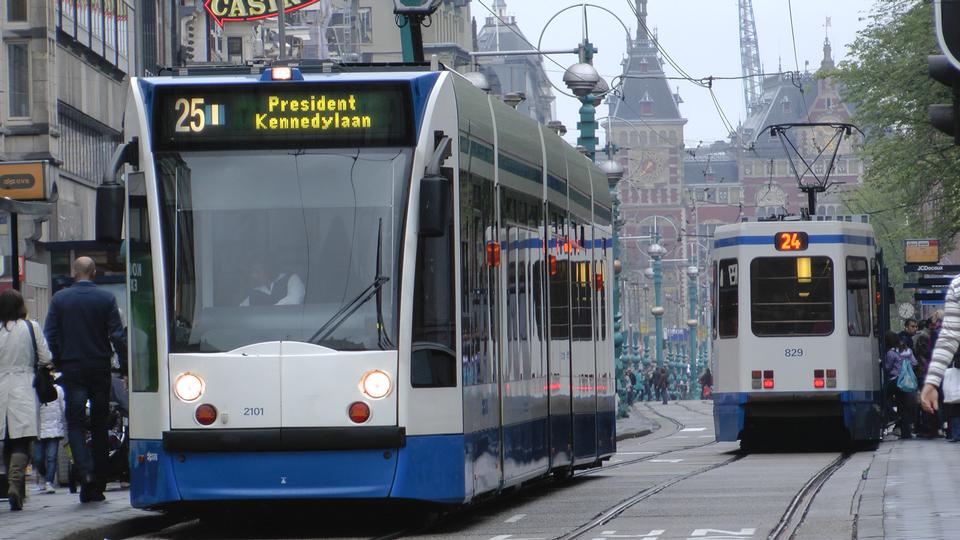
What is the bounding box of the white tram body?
[711,220,884,445]
[110,65,615,509]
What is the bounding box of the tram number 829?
[784,348,804,358]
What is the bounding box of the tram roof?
[713,219,875,250]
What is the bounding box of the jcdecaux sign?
[204,0,321,27]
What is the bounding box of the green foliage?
[833,0,960,305]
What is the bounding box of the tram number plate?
[243,407,265,416]
[784,348,804,358]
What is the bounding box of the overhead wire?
[786,0,812,122]
[473,0,595,87]
[623,0,743,141]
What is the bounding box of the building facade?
[606,0,688,343]
[180,0,474,72]
[1,0,145,319]
[474,0,555,124]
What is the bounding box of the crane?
[739,0,763,116]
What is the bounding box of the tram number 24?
[784,348,804,357]
[175,97,206,133]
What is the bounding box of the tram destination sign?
[152,82,414,151]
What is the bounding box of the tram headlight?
[174,372,205,402]
[360,370,392,399]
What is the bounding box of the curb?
[615,427,654,441]
[58,512,184,540]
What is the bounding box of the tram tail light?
[762,370,774,389]
[195,404,218,426]
[751,370,762,389]
[549,255,558,276]
[348,402,371,424]
[486,242,501,267]
[826,369,837,388]
[814,378,825,388]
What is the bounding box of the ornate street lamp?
[648,241,666,368]
[563,62,602,161]
[686,265,699,399]
[599,158,626,415]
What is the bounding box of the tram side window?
[871,258,881,337]
[846,257,871,337]
[750,257,834,337]
[717,259,738,338]
[412,167,456,388]
[127,172,159,392]
[459,146,498,386]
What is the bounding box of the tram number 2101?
[784,348,804,358]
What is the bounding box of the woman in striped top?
[920,275,960,414]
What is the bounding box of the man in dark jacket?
[44,257,126,502]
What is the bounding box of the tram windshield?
[750,256,834,336]
[156,148,411,353]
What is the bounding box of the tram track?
[767,452,852,540]
[556,452,746,540]
[576,402,717,476]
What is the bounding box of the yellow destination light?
[256,94,373,131]
[155,83,413,150]
[796,257,812,284]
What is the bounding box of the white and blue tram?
[99,63,615,509]
[711,219,887,448]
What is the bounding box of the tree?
[832,0,960,302]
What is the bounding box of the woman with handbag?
[0,289,52,510]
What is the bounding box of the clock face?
[632,151,665,185]
[897,302,915,320]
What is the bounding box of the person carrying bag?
[0,289,53,510]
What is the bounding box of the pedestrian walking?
[626,368,637,405]
[657,367,669,404]
[699,368,713,399]
[0,289,53,510]
[32,380,64,493]
[44,257,126,503]
[885,331,918,438]
[921,275,960,425]
[642,367,653,402]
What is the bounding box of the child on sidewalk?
[33,375,65,493]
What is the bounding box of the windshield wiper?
[311,219,391,345]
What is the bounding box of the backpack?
[896,357,918,393]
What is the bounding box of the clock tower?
[606,0,688,297]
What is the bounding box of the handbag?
[896,357,918,393]
[944,367,960,404]
[27,320,57,404]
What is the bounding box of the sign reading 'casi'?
[203,0,321,27]
[0,162,46,201]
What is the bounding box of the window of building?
[7,43,30,118]
[227,36,243,63]
[7,0,26,21]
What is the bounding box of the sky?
[472,0,876,146]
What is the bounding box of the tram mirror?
[419,172,449,237]
[96,182,125,243]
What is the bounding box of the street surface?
[11,400,960,539]
[122,401,868,540]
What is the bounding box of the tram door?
[547,205,574,469]
[459,159,502,498]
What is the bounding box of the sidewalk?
[0,478,170,540]
[0,407,661,540]
[857,435,960,540]
[614,401,660,440]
